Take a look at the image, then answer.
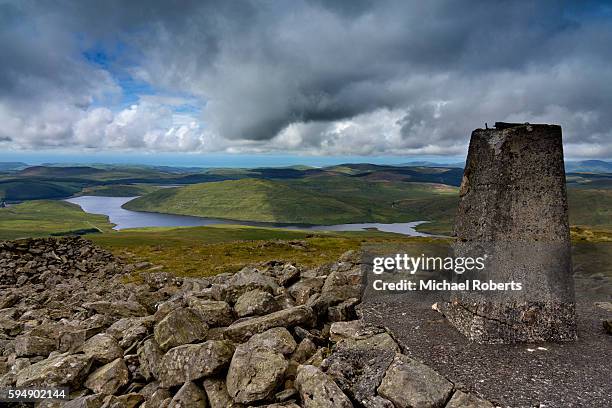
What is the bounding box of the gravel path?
[360,288,612,408]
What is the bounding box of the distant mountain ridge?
[565,160,612,173]
[0,162,28,171]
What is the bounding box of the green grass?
[0,180,85,201]
[123,177,459,227]
[568,188,612,229]
[0,200,114,240]
[90,224,422,277]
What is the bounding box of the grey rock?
[289,277,326,305]
[64,394,105,408]
[225,327,295,403]
[139,380,166,399]
[360,396,394,408]
[377,354,453,408]
[295,364,352,408]
[106,316,155,350]
[141,388,172,408]
[227,327,297,404]
[328,298,359,322]
[14,334,55,357]
[329,321,385,343]
[137,338,163,381]
[276,264,301,287]
[305,347,330,367]
[263,403,301,408]
[154,298,184,322]
[446,390,495,408]
[169,381,208,407]
[187,297,234,327]
[275,387,298,402]
[291,338,317,364]
[335,332,399,354]
[85,358,130,395]
[100,393,144,408]
[59,325,106,353]
[224,305,315,343]
[82,334,123,364]
[203,377,233,408]
[154,307,209,351]
[248,327,298,356]
[234,289,279,317]
[225,266,279,302]
[15,353,92,388]
[323,330,398,407]
[159,340,234,388]
[83,301,148,318]
[226,338,289,404]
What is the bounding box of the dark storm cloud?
[1,0,611,157]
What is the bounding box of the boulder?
[59,325,106,353]
[141,388,172,408]
[154,307,209,351]
[329,320,385,343]
[226,338,289,404]
[225,266,279,302]
[83,301,148,318]
[203,377,233,408]
[234,289,279,317]
[323,332,398,406]
[64,394,105,408]
[158,340,234,388]
[14,334,55,357]
[169,381,208,407]
[100,393,144,408]
[15,353,92,388]
[187,297,234,327]
[85,358,130,395]
[82,334,123,364]
[288,277,325,305]
[377,354,453,408]
[247,327,297,356]
[275,264,301,287]
[295,365,352,408]
[224,305,315,343]
[106,316,155,350]
[328,298,359,322]
[291,338,317,364]
[137,338,163,381]
[446,390,495,408]
[335,332,399,354]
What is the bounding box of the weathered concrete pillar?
[441,122,577,343]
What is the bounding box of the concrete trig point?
[440,122,577,343]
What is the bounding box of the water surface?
[65,196,430,236]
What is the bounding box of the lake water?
[65,196,431,236]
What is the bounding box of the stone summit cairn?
[439,122,577,343]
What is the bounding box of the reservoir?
[65,196,431,237]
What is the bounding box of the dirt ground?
[360,281,612,408]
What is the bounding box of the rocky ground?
[0,237,496,408]
[361,290,612,407]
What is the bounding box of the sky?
[1,0,612,165]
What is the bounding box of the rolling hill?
[0,200,114,240]
[123,176,459,227]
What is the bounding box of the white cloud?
[1,1,612,159]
